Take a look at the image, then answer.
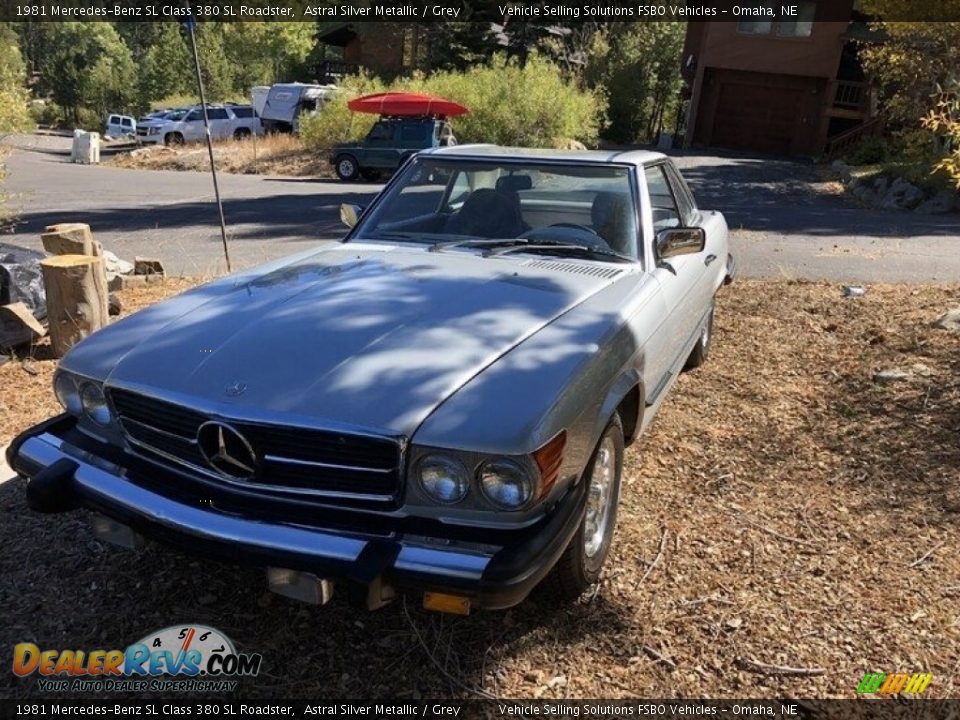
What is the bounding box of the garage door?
[695,69,823,156]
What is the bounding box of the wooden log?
[40,255,109,358]
[41,223,102,257]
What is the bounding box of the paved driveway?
[4,136,958,281]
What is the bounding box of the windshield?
[165,110,187,121]
[352,157,639,260]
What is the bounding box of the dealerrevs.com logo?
[13,625,262,693]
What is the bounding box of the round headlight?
[417,454,469,504]
[479,459,533,510]
[80,382,112,426]
[54,373,82,416]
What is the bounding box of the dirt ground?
[107,135,330,177]
[1,279,958,700]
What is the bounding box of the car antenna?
[183,0,232,273]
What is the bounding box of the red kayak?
[347,92,469,118]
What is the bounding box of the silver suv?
[138,105,263,146]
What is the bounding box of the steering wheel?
[521,222,609,250]
[548,222,601,237]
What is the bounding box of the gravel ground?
[1,279,958,700]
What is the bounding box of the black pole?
[184,2,232,273]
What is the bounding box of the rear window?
[207,108,229,120]
[231,107,254,118]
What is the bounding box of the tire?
[334,155,360,181]
[547,413,624,602]
[683,302,715,371]
[233,128,251,141]
[164,132,184,146]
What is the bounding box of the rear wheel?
[683,302,715,371]
[334,155,359,181]
[547,413,624,601]
[164,132,183,146]
[233,128,251,141]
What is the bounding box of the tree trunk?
[40,255,109,358]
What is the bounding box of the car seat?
[445,188,525,238]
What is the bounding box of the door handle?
[704,254,717,266]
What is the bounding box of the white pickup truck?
[137,105,262,146]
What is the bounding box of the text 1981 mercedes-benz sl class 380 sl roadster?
[9,145,733,613]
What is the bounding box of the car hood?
[66,244,630,437]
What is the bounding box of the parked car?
[330,117,457,181]
[138,105,262,146]
[9,146,733,613]
[104,113,135,139]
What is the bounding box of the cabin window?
[736,1,774,34]
[777,2,816,37]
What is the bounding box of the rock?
[873,368,913,384]
[933,307,960,331]
[106,272,123,293]
[915,189,958,215]
[831,159,852,182]
[901,184,925,209]
[134,256,165,277]
[102,249,134,275]
[880,178,924,210]
[909,363,933,377]
[851,185,876,204]
[108,293,121,316]
[842,285,866,297]
[873,176,889,195]
[118,274,146,289]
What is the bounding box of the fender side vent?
[523,260,624,279]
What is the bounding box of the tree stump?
[40,255,109,358]
[41,223,102,258]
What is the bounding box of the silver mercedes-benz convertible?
[9,145,733,613]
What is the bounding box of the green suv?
[330,117,456,181]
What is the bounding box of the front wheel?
[683,302,715,371]
[547,413,624,601]
[334,155,359,181]
[164,132,184,146]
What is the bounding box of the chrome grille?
[109,389,402,503]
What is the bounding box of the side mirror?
[340,203,364,229]
[656,227,705,260]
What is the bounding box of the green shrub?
[845,135,893,165]
[300,55,604,153]
[413,55,604,147]
[300,73,386,152]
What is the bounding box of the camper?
[259,82,337,133]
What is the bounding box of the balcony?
[317,60,361,85]
[827,80,874,120]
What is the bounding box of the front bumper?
[7,416,586,610]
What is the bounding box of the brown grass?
[1,279,958,700]
[107,135,330,177]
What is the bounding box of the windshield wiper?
[429,238,528,252]
[484,241,633,263]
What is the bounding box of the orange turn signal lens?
[423,592,471,615]
[533,430,566,498]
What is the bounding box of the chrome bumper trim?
[17,433,491,582]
